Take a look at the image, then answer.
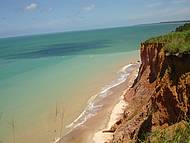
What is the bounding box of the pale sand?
[57,61,140,143]
[93,68,139,143]
[93,96,128,143]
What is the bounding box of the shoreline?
[63,50,140,134]
[0,22,183,143]
[56,62,140,143]
[93,96,127,143]
[93,63,139,143]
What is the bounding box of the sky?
[0,0,190,37]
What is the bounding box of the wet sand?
[93,64,139,143]
[58,62,140,143]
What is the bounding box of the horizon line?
[0,20,189,39]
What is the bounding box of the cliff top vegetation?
[145,23,190,55]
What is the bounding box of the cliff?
[110,42,190,143]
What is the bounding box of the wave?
[64,63,138,135]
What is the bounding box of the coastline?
[0,22,185,143]
[93,63,139,143]
[93,96,127,143]
[0,23,181,143]
[57,60,140,143]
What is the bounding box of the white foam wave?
[64,63,137,134]
[52,137,61,143]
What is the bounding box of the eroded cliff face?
[111,43,190,143]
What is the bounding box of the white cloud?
[83,4,95,12]
[25,3,38,11]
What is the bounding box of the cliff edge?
[111,24,190,143]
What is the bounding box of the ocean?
[0,23,183,143]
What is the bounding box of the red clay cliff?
[110,42,190,143]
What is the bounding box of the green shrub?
[145,23,190,55]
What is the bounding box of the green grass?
[145,23,190,55]
[139,121,190,143]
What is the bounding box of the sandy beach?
[56,61,139,143]
[93,63,139,143]
[93,97,128,143]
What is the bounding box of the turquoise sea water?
[0,23,183,143]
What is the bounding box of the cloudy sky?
[0,0,190,37]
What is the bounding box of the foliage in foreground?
[139,120,190,143]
